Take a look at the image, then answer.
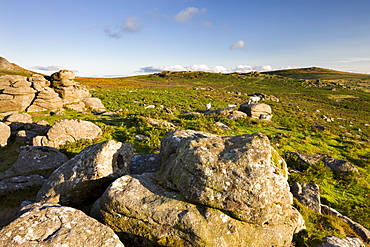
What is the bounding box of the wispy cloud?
[334,57,370,63]
[31,65,64,71]
[104,16,142,38]
[138,64,274,74]
[230,40,245,50]
[174,7,206,23]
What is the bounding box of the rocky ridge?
[0,69,105,113]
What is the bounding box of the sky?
[1,0,370,77]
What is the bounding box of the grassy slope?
[76,70,370,245]
[1,68,370,245]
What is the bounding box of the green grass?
[1,68,370,245]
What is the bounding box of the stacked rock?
[51,70,90,105]
[0,75,37,112]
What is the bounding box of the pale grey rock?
[157,131,292,225]
[318,236,365,247]
[0,202,124,247]
[290,152,325,165]
[321,205,370,244]
[2,86,36,95]
[130,153,160,174]
[227,110,248,120]
[214,121,232,130]
[32,118,102,148]
[148,118,175,128]
[0,146,68,180]
[29,74,50,91]
[322,156,358,174]
[159,129,217,166]
[51,69,76,81]
[36,140,134,206]
[205,108,233,115]
[0,175,45,196]
[64,101,86,112]
[291,182,321,213]
[3,112,33,124]
[27,87,63,112]
[0,122,10,146]
[82,97,106,112]
[239,103,272,119]
[0,94,36,112]
[290,152,358,175]
[92,173,303,247]
[54,84,90,104]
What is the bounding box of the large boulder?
[0,122,10,146]
[32,118,102,148]
[0,202,124,247]
[0,146,68,180]
[92,130,304,247]
[92,172,303,247]
[157,131,291,224]
[239,103,272,119]
[36,140,134,206]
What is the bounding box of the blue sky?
[1,0,370,77]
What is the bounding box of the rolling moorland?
[1,63,370,246]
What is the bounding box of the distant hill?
[262,67,370,80]
[0,57,39,77]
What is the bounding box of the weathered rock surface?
[3,112,33,124]
[0,202,124,247]
[36,140,134,206]
[92,130,304,246]
[318,236,365,247]
[157,130,291,224]
[204,108,248,120]
[0,146,68,180]
[0,75,37,112]
[91,173,302,247]
[26,87,63,112]
[82,97,106,112]
[0,122,10,146]
[130,153,161,174]
[291,182,321,213]
[290,152,358,174]
[32,118,102,148]
[0,175,45,196]
[322,156,358,174]
[0,69,104,113]
[321,205,370,244]
[239,103,272,120]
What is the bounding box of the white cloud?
[230,40,245,50]
[31,65,64,71]
[174,7,206,23]
[234,65,253,73]
[138,64,275,74]
[104,16,142,38]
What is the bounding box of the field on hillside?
[78,70,370,245]
[1,68,370,246]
